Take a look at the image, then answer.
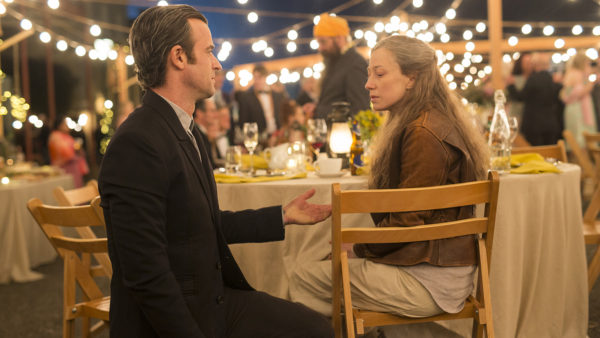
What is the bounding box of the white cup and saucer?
[314,156,344,178]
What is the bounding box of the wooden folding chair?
[563,130,597,186]
[331,171,500,338]
[27,197,109,338]
[512,140,567,162]
[52,180,111,279]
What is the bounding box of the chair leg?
[588,244,600,293]
[63,317,74,338]
[82,317,91,338]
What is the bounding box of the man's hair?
[129,5,207,90]
[253,63,268,76]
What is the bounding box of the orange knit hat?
[313,13,350,37]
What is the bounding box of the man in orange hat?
[306,13,369,119]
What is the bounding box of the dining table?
[217,163,587,337]
[0,174,74,284]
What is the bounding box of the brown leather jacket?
[353,110,478,267]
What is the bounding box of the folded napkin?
[510,152,561,174]
[241,154,268,170]
[214,172,307,183]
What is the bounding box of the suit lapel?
[192,127,219,221]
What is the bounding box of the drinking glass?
[508,117,519,144]
[243,122,259,174]
[307,118,328,159]
[225,146,242,174]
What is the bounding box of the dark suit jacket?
[314,47,370,119]
[507,70,563,145]
[236,87,284,135]
[98,90,284,338]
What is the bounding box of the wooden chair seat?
[331,171,500,338]
[81,296,110,322]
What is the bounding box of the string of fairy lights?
[0,0,599,132]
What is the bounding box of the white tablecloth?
[217,164,587,338]
[0,174,74,284]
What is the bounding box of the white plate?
[316,171,345,178]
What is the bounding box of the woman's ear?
[407,75,416,90]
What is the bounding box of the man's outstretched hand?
[283,188,332,225]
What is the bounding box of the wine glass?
[307,118,328,159]
[243,122,259,175]
[508,117,519,144]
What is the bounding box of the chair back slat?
[341,218,488,244]
[51,236,108,253]
[512,140,567,162]
[35,204,104,228]
[54,180,99,206]
[564,130,596,180]
[340,181,490,214]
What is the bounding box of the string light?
[225,71,235,81]
[286,41,297,53]
[475,22,486,33]
[463,30,473,40]
[554,38,565,49]
[264,47,274,57]
[237,0,248,4]
[20,19,32,30]
[435,23,446,34]
[56,40,68,51]
[593,26,600,36]
[354,30,364,39]
[374,22,384,33]
[287,30,298,40]
[0,4,5,14]
[247,12,258,23]
[47,0,59,10]
[445,9,456,20]
[521,24,532,34]
[465,41,475,52]
[440,33,450,43]
[373,0,383,4]
[75,46,87,57]
[90,24,101,37]
[313,15,320,25]
[543,25,554,36]
[572,25,583,35]
[125,55,135,65]
[413,0,423,8]
[39,32,51,43]
[157,0,168,6]
[310,39,319,50]
[508,36,518,46]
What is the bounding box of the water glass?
[225,146,242,174]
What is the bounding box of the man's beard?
[321,45,342,68]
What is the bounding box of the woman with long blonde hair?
[293,35,489,321]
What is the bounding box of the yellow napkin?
[241,154,268,169]
[214,172,307,183]
[510,152,561,174]
[510,153,545,167]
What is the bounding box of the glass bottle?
[488,90,511,172]
[350,120,364,176]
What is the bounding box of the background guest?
[305,13,370,120]
[194,98,222,167]
[48,116,89,187]
[561,51,598,146]
[237,63,285,148]
[507,53,563,145]
[507,52,532,123]
[268,100,306,147]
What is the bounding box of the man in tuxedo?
[98,5,333,337]
[236,64,285,145]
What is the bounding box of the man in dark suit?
[236,64,285,146]
[98,5,333,337]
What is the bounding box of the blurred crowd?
[505,50,600,147]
